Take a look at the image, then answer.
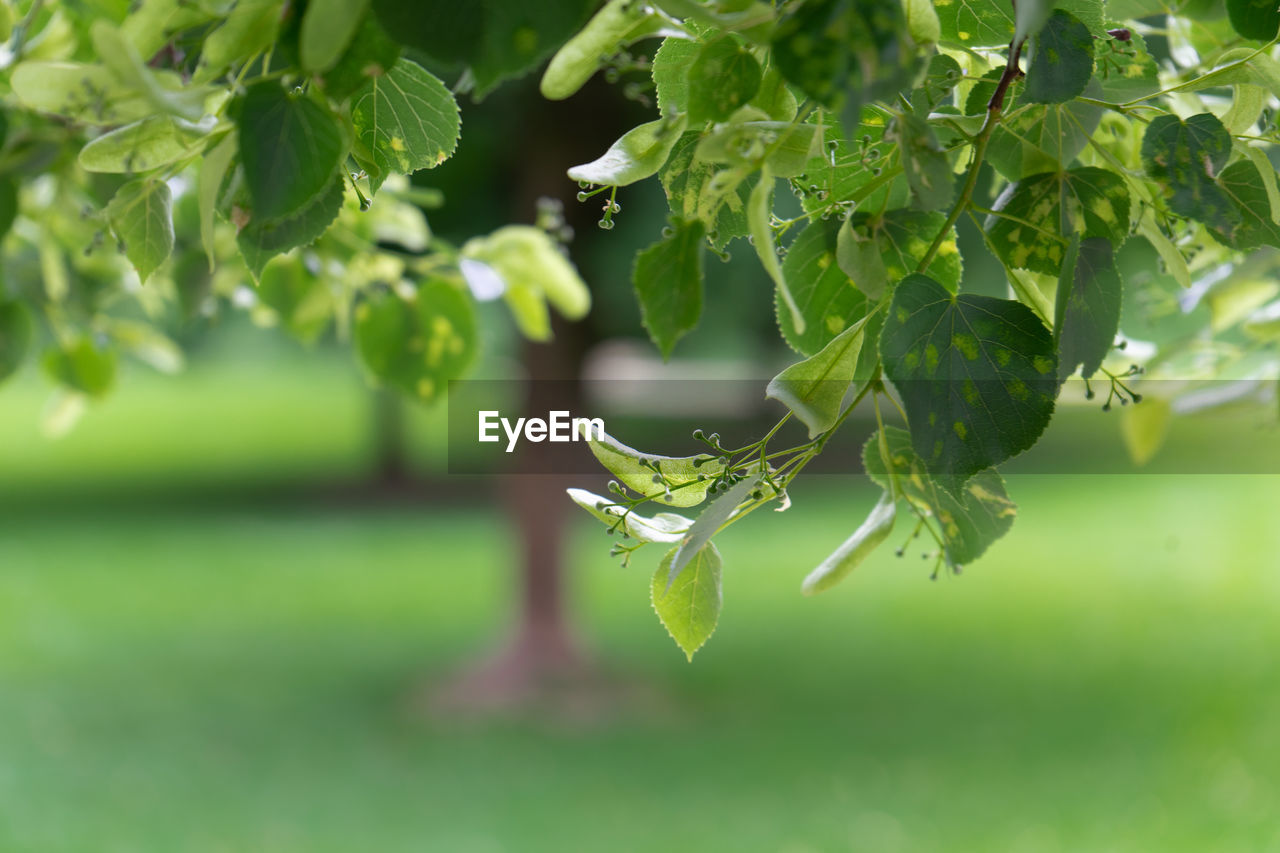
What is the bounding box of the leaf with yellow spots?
[880,274,1057,494]
[986,167,1130,277]
[777,219,870,357]
[863,427,1017,569]
[353,279,477,401]
[1140,113,1237,234]
[842,208,964,299]
[938,0,1104,47]
[352,58,461,194]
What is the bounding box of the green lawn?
[1,340,1279,851]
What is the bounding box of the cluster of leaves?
[553,0,1280,658]
[0,0,595,424]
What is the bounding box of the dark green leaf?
[986,167,1130,276]
[317,12,401,99]
[653,542,722,661]
[0,300,32,384]
[1228,0,1280,41]
[1140,112,1237,233]
[237,174,346,279]
[238,81,345,222]
[891,112,954,210]
[1212,159,1280,249]
[633,219,706,359]
[880,274,1057,493]
[864,427,1017,568]
[779,219,869,356]
[687,39,762,123]
[301,0,368,72]
[1024,10,1094,105]
[0,177,17,243]
[1054,236,1123,381]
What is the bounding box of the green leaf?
[1095,29,1160,102]
[106,179,174,283]
[694,120,821,179]
[199,134,237,271]
[633,219,705,359]
[353,279,477,401]
[257,256,335,343]
[0,177,17,244]
[237,174,346,279]
[1120,396,1172,466]
[669,473,760,585]
[795,107,906,215]
[939,0,1103,47]
[687,39,763,123]
[751,171,806,336]
[542,0,652,100]
[588,432,727,508]
[460,225,591,339]
[653,542,722,661]
[351,59,461,192]
[848,208,963,295]
[880,274,1057,493]
[318,12,402,99]
[1014,0,1057,44]
[0,301,32,384]
[864,427,1017,569]
[1243,299,1280,341]
[1228,0,1280,41]
[766,316,867,438]
[568,116,688,187]
[473,1,599,97]
[986,167,1130,277]
[904,0,941,44]
[1024,10,1094,105]
[660,133,756,249]
[652,35,701,115]
[91,21,207,121]
[199,0,283,79]
[985,93,1103,182]
[78,116,209,174]
[567,488,693,543]
[891,112,954,211]
[42,336,117,398]
[1140,113,1237,234]
[11,62,163,126]
[371,0,482,68]
[1212,159,1280,250]
[238,81,345,222]
[779,218,869,355]
[802,491,896,595]
[1054,236,1123,381]
[301,0,369,72]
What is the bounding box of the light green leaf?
[588,432,727,508]
[653,542,722,661]
[864,427,1017,569]
[199,0,284,79]
[542,0,652,100]
[1136,213,1190,290]
[1014,0,1057,44]
[1054,236,1123,381]
[660,132,757,249]
[652,35,701,114]
[802,491,896,595]
[1024,10,1095,104]
[256,257,335,344]
[903,0,941,44]
[766,317,867,438]
[687,39,763,123]
[695,120,821,178]
[750,170,806,336]
[1121,396,1172,466]
[880,274,1057,494]
[463,225,591,322]
[238,81,345,222]
[42,336,117,398]
[0,301,33,384]
[568,116,688,187]
[91,20,206,121]
[11,62,166,125]
[940,0,1103,47]
[199,134,237,271]
[237,174,346,279]
[353,279,477,401]
[352,59,461,191]
[669,474,759,585]
[79,116,209,174]
[567,488,692,543]
[1243,300,1280,341]
[106,179,175,283]
[633,219,705,359]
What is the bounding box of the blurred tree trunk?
[371,389,410,488]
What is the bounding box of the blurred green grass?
[1,345,1279,852]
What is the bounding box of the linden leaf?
[353,280,477,401]
[687,38,762,123]
[568,116,688,187]
[653,542,722,661]
[766,317,867,438]
[352,59,461,193]
[864,427,1017,569]
[1054,236,1123,381]
[879,274,1057,494]
[801,491,897,595]
[1023,10,1095,105]
[105,178,174,283]
[633,219,706,360]
[1140,113,1237,233]
[238,81,345,222]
